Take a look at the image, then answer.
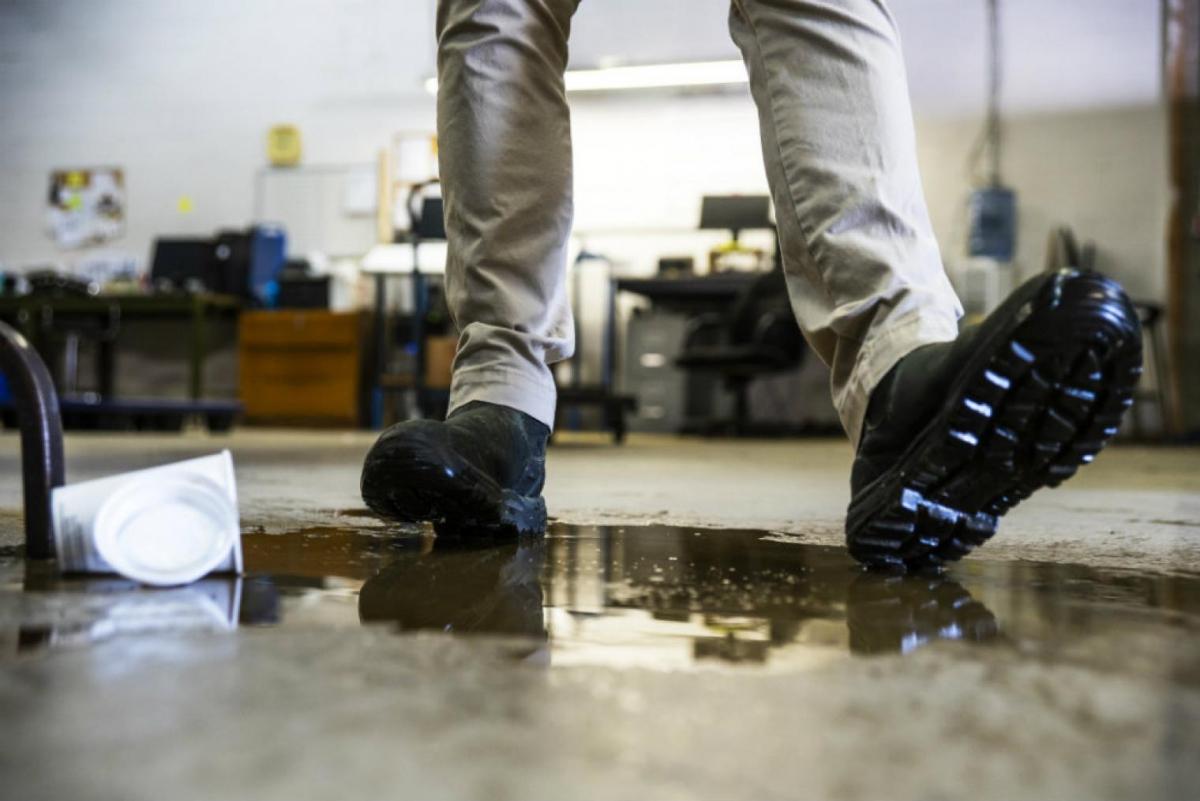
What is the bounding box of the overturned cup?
[51,451,244,587]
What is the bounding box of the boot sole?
[845,269,1143,571]
[361,440,547,537]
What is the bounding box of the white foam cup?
[51,451,243,583]
[93,474,238,587]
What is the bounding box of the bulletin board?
[46,167,126,249]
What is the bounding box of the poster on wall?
[45,167,126,249]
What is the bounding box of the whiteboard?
[253,164,377,258]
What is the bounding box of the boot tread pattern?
[847,271,1142,571]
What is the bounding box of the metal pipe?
[0,320,64,559]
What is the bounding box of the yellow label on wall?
[267,124,302,166]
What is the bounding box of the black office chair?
[675,265,805,435]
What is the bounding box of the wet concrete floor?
[2,520,1199,799]
[5,433,1198,798]
[4,521,1199,676]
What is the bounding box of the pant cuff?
[835,310,960,450]
[448,366,558,431]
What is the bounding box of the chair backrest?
[1045,226,1097,272]
[728,266,805,364]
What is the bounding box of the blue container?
[250,225,287,307]
[968,186,1017,262]
[0,371,10,405]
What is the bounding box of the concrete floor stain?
[3,521,1199,676]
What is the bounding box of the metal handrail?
[0,320,64,558]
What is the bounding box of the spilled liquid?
[3,521,1199,677]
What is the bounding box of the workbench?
[0,292,243,430]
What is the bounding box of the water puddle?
[2,522,1199,677]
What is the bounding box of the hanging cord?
[967,0,1003,186]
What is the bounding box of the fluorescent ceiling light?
[567,59,748,92]
[422,59,747,95]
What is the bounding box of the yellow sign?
[267,124,302,166]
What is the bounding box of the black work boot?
[360,401,549,536]
[846,268,1143,571]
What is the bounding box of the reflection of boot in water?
[846,572,998,655]
[358,536,546,639]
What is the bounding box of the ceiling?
[568,0,1162,115]
[0,0,1162,118]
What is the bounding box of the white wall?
[567,93,1169,304]
[917,105,1169,301]
[0,0,437,268]
[0,0,1169,303]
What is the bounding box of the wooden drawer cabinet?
[238,310,367,426]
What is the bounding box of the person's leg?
[728,0,961,448]
[439,0,578,428]
[730,0,1142,570]
[361,0,579,535]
